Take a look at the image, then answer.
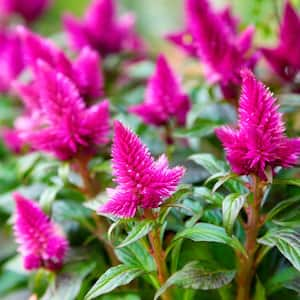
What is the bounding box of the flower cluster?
[63,0,144,57]
[129,55,190,127]
[216,69,300,179]
[99,121,185,218]
[13,193,68,271]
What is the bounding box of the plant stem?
[144,209,172,300]
[73,156,119,266]
[236,175,265,300]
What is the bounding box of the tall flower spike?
[99,121,185,218]
[166,6,238,58]
[16,27,104,102]
[186,0,257,100]
[0,0,49,23]
[216,69,300,180]
[13,193,68,271]
[63,0,144,57]
[20,61,110,160]
[261,1,300,82]
[0,28,24,93]
[129,55,191,127]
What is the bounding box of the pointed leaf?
[85,265,144,300]
[258,229,300,271]
[117,220,154,248]
[154,261,235,300]
[189,154,227,174]
[222,193,247,234]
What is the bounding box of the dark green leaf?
[154,261,235,300]
[84,265,144,300]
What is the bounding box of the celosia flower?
[129,55,191,126]
[0,27,24,93]
[13,193,68,271]
[216,69,300,180]
[185,0,257,99]
[261,1,300,82]
[166,6,238,58]
[20,60,110,160]
[99,121,185,218]
[1,128,23,153]
[0,0,49,23]
[16,27,103,102]
[63,0,144,57]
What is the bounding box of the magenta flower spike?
[185,0,257,99]
[0,0,49,23]
[129,55,191,127]
[261,1,300,82]
[20,61,110,160]
[63,0,144,57]
[166,6,238,58]
[98,121,185,218]
[0,28,24,93]
[16,27,104,102]
[13,193,68,271]
[216,70,300,180]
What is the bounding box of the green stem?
[144,209,172,300]
[236,175,265,300]
[73,156,119,266]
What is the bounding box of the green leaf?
[17,152,41,178]
[154,261,235,300]
[222,193,247,234]
[189,154,227,174]
[171,223,245,255]
[117,220,154,248]
[273,178,300,187]
[42,261,95,300]
[266,196,300,221]
[258,229,300,271]
[254,277,266,300]
[39,186,61,213]
[174,118,223,138]
[84,265,144,300]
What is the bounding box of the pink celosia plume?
[185,0,257,100]
[16,27,104,102]
[63,0,144,57]
[13,193,68,271]
[99,121,185,218]
[0,27,24,93]
[261,1,300,82]
[216,69,300,179]
[0,0,49,23]
[129,55,191,127]
[19,60,110,160]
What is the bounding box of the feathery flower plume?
[13,193,68,271]
[261,1,300,82]
[16,27,104,102]
[19,61,110,160]
[0,27,24,93]
[129,55,190,127]
[0,0,49,23]
[216,70,300,180]
[99,121,185,218]
[166,6,238,58]
[63,0,144,57]
[186,0,257,99]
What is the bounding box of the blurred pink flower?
[19,61,110,160]
[99,121,185,218]
[166,6,238,58]
[16,27,104,102]
[261,1,300,82]
[216,70,300,180]
[14,193,68,271]
[129,55,190,127]
[0,27,24,93]
[0,0,50,23]
[63,0,144,57]
[185,0,257,100]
